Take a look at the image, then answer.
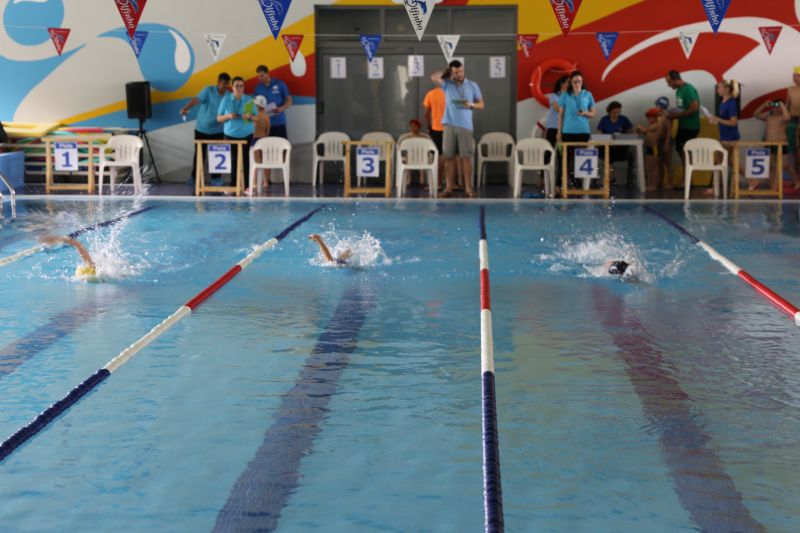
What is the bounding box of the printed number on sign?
[574,149,599,179]
[357,147,380,178]
[745,148,770,179]
[209,144,231,174]
[54,142,79,171]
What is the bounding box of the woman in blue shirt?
[709,79,742,188]
[217,76,254,191]
[558,71,596,182]
[544,76,569,167]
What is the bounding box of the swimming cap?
[75,264,98,281]
[795,66,800,75]
[645,108,661,118]
[608,261,629,276]
[655,97,670,109]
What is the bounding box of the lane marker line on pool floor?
[0,205,325,462]
[479,206,504,533]
[645,207,800,327]
[0,206,156,269]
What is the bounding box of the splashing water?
[309,230,390,269]
[81,222,149,281]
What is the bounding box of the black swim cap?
[608,261,629,276]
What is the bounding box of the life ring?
[529,58,578,107]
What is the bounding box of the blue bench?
[0,151,24,193]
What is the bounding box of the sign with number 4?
[357,147,380,178]
[54,142,79,171]
[745,148,770,179]
[574,149,599,179]
[209,144,231,174]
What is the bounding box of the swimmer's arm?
[309,234,335,263]
[39,236,95,267]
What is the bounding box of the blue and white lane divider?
[646,207,800,327]
[0,205,155,268]
[479,207,504,533]
[0,205,324,462]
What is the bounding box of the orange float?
[529,58,578,107]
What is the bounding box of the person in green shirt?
[665,70,700,170]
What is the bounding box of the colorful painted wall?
[1,0,799,179]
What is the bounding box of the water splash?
[82,220,148,281]
[309,230,390,269]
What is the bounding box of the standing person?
[635,108,664,191]
[665,70,700,169]
[423,84,447,185]
[654,97,675,188]
[754,99,798,190]
[557,70,596,182]
[545,76,569,169]
[785,66,800,180]
[180,72,230,184]
[708,79,741,191]
[254,65,292,139]
[217,76,254,192]
[431,60,484,198]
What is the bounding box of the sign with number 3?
[357,147,380,178]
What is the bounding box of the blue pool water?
[0,198,799,532]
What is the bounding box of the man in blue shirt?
[431,60,484,198]
[254,65,292,139]
[180,72,230,183]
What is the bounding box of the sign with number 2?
[209,144,231,174]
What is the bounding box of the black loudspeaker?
[126,81,152,120]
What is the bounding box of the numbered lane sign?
[330,57,347,79]
[574,148,599,179]
[356,147,380,178]
[489,56,506,78]
[54,142,79,171]
[408,55,424,77]
[367,57,384,79]
[208,144,231,174]
[745,148,770,179]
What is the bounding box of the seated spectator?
[635,108,664,191]
[597,101,634,135]
[397,119,432,190]
[754,99,798,190]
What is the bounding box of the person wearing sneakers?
[431,59,484,198]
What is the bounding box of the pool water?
[0,199,798,532]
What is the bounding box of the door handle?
[317,101,324,115]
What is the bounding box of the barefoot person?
[754,99,798,190]
[40,236,97,279]
[309,234,351,265]
[636,108,665,191]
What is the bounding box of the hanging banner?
[114,0,148,39]
[204,33,226,62]
[436,35,460,63]
[595,32,619,61]
[258,0,292,40]
[129,30,148,58]
[517,34,538,58]
[404,0,435,41]
[759,26,782,55]
[360,34,381,64]
[282,34,303,62]
[48,28,70,56]
[701,0,732,33]
[549,0,582,36]
[678,31,699,59]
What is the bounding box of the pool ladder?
[0,171,16,220]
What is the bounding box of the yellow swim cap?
[795,66,800,74]
[75,264,98,281]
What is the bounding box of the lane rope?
[479,206,504,533]
[0,206,155,268]
[646,207,800,327]
[0,205,325,462]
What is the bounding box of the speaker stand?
[138,118,161,183]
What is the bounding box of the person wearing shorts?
[424,85,446,183]
[665,70,700,169]
[431,60,484,198]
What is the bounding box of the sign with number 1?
[54,142,79,171]
[209,144,231,174]
[745,148,770,179]
[357,147,380,178]
[574,148,598,179]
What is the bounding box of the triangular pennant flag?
[596,32,619,61]
[48,28,70,56]
[403,0,435,41]
[204,33,226,62]
[759,26,782,55]
[437,35,460,63]
[282,34,303,62]
[114,0,147,39]
[129,30,148,58]
[360,34,381,63]
[257,0,292,40]
[549,0,582,36]
[678,31,699,59]
[701,0,732,33]
[517,34,538,58]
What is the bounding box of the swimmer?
[40,235,98,279]
[608,260,629,277]
[309,234,351,265]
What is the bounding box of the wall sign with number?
[356,147,380,178]
[574,148,599,179]
[330,57,347,79]
[54,142,79,171]
[489,56,506,78]
[408,55,424,77]
[209,144,231,174]
[745,148,770,179]
[368,57,384,80]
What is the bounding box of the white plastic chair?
[312,132,350,189]
[358,132,395,186]
[477,132,515,187]
[250,137,292,196]
[396,138,438,198]
[683,138,729,199]
[97,135,143,195]
[513,138,556,198]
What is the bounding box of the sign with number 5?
[209,144,231,174]
[745,148,770,179]
[54,142,79,171]
[574,148,598,179]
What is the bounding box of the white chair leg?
[97,163,105,196]
[109,167,117,195]
[722,170,728,199]
[684,167,692,200]
[513,167,521,198]
[284,165,290,197]
[312,158,319,189]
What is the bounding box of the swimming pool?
[1,198,798,532]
